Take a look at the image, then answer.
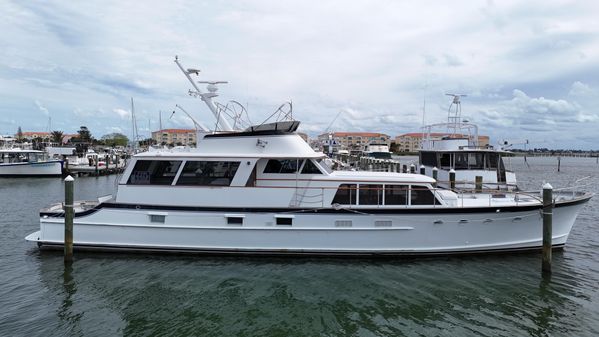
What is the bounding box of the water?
[1,157,598,337]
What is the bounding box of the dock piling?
[449,169,456,190]
[475,176,483,193]
[64,175,74,263]
[420,166,425,175]
[542,183,553,274]
[432,167,438,188]
[410,164,415,173]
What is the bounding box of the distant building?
[152,129,197,146]
[18,131,77,145]
[395,133,490,152]
[297,132,309,143]
[317,132,390,150]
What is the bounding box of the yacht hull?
[27,197,589,256]
[0,160,63,176]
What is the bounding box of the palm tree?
[50,130,64,144]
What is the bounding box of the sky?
[1,0,598,149]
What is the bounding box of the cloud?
[113,108,130,119]
[34,99,49,115]
[569,81,595,97]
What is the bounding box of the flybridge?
[174,56,295,136]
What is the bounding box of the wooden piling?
[449,169,456,190]
[542,183,553,274]
[402,165,407,173]
[432,167,438,188]
[410,164,415,173]
[95,158,99,176]
[64,175,74,263]
[475,176,483,193]
[557,156,561,172]
[420,166,425,175]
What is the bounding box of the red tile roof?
[155,129,196,134]
[319,132,389,138]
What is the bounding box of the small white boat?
[0,148,62,177]
[363,143,393,159]
[25,58,593,256]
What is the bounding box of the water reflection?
[34,251,590,336]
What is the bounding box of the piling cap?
[449,169,456,173]
[543,182,553,190]
[64,175,74,182]
[432,166,438,171]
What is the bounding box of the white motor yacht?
[419,94,517,190]
[25,59,592,256]
[0,148,63,176]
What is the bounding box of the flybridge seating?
[205,121,301,138]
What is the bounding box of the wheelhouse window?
[454,153,468,169]
[440,153,451,168]
[127,160,182,185]
[331,184,357,205]
[468,153,484,169]
[384,185,408,205]
[411,186,437,205]
[301,159,322,174]
[176,161,240,186]
[264,159,303,174]
[420,152,438,167]
[359,184,382,205]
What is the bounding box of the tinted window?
[385,185,408,205]
[440,153,451,168]
[359,184,382,205]
[420,152,437,167]
[301,160,322,174]
[264,159,303,173]
[176,161,240,186]
[454,153,468,169]
[332,184,356,205]
[488,154,498,169]
[128,160,182,185]
[468,153,484,169]
[411,186,437,205]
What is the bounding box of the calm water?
[1,157,598,337]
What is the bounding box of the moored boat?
[24,59,593,256]
[0,148,63,177]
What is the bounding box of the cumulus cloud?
[34,99,49,115]
[113,108,130,119]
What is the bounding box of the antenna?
[174,56,234,131]
[445,93,467,135]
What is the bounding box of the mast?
[174,56,233,131]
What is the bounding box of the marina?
[1,156,598,335]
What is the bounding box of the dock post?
[475,176,483,193]
[64,175,74,263]
[410,164,415,173]
[94,158,99,176]
[449,169,456,190]
[369,164,373,171]
[542,183,553,274]
[557,156,561,172]
[432,167,438,188]
[402,165,407,173]
[420,165,425,175]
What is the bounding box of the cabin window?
[264,159,303,174]
[384,185,408,205]
[301,159,322,174]
[411,186,437,205]
[468,153,484,169]
[420,152,437,167]
[317,159,333,174]
[440,153,451,168]
[331,184,357,205]
[127,160,182,185]
[454,153,468,169]
[488,154,498,169]
[176,161,240,186]
[359,184,382,205]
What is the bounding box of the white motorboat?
[363,143,392,160]
[25,58,592,256]
[0,148,63,177]
[419,94,517,190]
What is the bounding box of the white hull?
[28,200,586,255]
[0,160,62,176]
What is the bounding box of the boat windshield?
[317,158,333,174]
